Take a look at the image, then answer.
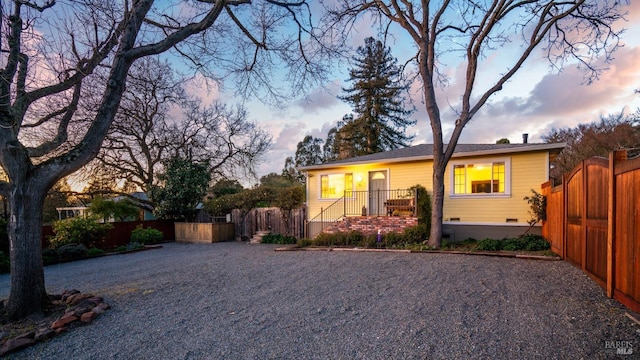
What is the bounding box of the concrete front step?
[250,230,271,244]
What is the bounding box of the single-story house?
[299,141,565,241]
[56,192,155,222]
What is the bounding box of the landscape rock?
[80,311,97,323]
[0,337,35,356]
[0,290,110,356]
[51,314,78,329]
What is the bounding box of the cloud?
[294,81,342,113]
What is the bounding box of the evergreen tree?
[337,37,415,157]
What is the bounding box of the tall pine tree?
[336,37,415,158]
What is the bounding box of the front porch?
[306,189,419,238]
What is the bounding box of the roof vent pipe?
[522,133,528,144]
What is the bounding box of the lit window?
[451,160,509,195]
[320,173,353,199]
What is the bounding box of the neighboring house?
[299,140,565,241]
[56,192,156,222]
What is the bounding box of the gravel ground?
[1,242,638,359]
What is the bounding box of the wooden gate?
[543,151,640,312]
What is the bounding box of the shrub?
[476,238,502,251]
[502,237,526,251]
[383,231,405,247]
[403,224,429,243]
[42,248,58,264]
[261,233,297,244]
[130,225,163,245]
[56,243,89,259]
[127,242,145,251]
[88,247,106,257]
[50,217,112,249]
[521,234,551,251]
[297,238,312,247]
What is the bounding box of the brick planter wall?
[323,216,418,236]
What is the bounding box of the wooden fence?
[231,207,306,240]
[42,219,175,250]
[542,150,640,312]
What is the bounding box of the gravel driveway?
[1,242,638,359]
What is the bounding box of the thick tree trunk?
[6,180,49,320]
[428,165,445,248]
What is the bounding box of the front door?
[368,171,387,216]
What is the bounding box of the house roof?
[298,142,566,171]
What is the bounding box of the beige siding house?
[300,142,565,240]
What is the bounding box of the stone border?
[0,290,110,356]
[274,245,562,260]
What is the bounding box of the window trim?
[449,157,511,198]
[318,172,354,200]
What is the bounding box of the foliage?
[521,234,551,251]
[501,238,526,251]
[89,197,140,222]
[475,235,550,252]
[56,243,89,259]
[208,180,244,199]
[335,37,415,158]
[1,0,327,320]
[402,224,429,243]
[543,113,640,183]
[323,1,625,248]
[42,179,73,224]
[282,135,325,183]
[523,189,547,235]
[151,157,211,220]
[261,234,297,244]
[476,238,503,251]
[50,217,113,249]
[259,173,298,189]
[127,242,145,251]
[496,138,511,144]
[130,225,163,245]
[410,185,431,228]
[297,238,313,247]
[88,248,106,257]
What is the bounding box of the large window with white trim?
[451,159,510,196]
[320,173,353,199]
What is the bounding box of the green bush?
[50,217,112,249]
[502,237,526,251]
[130,225,163,245]
[261,233,297,244]
[127,242,145,251]
[476,238,502,251]
[88,247,106,256]
[42,248,58,264]
[403,224,429,243]
[297,238,312,247]
[383,231,405,247]
[56,243,89,259]
[522,234,551,251]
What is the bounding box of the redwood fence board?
[42,220,175,250]
[543,150,640,312]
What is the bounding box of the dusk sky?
[181,2,640,184]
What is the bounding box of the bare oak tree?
[0,0,326,319]
[88,56,271,197]
[322,0,625,247]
